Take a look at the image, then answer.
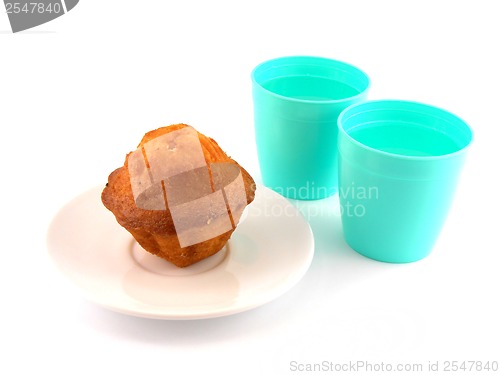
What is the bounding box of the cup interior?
[339,101,473,157]
[252,56,370,102]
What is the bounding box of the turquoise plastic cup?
[251,56,370,200]
[337,100,473,263]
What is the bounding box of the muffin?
[102,124,256,267]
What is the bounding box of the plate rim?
[47,184,314,320]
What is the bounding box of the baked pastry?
[102,124,256,267]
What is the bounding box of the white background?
[1,1,499,374]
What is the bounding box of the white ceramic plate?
[47,184,314,319]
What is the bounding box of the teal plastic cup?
[337,100,473,263]
[251,56,370,200]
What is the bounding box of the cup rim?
[251,55,371,104]
[337,99,474,161]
